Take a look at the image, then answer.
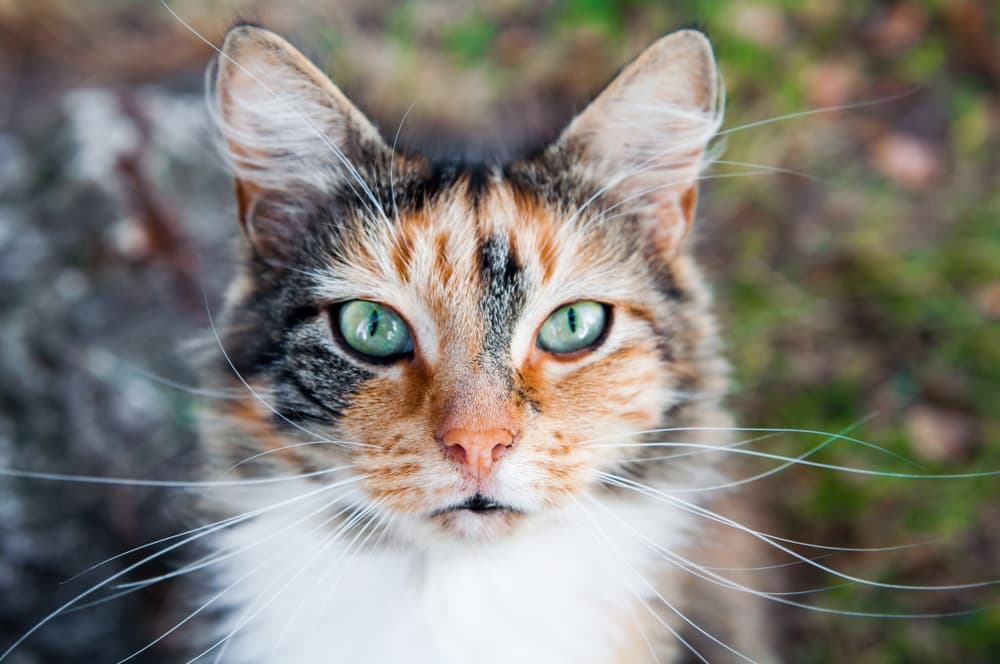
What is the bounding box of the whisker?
[195,501,383,664]
[562,501,705,664]
[0,477,365,661]
[114,358,243,400]
[63,475,362,584]
[572,496,743,663]
[596,470,937,553]
[113,488,359,592]
[0,485,315,660]
[599,471,999,593]
[579,423,921,468]
[618,432,782,464]
[217,440,368,478]
[668,419,868,493]
[596,170,809,220]
[698,554,833,572]
[389,100,417,226]
[266,509,390,662]
[716,89,919,137]
[709,159,830,184]
[0,463,353,489]
[589,476,983,619]
[116,490,365,663]
[594,443,996,481]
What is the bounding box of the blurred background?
[0,1,997,662]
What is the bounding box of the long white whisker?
[115,489,361,663]
[63,475,362,584]
[197,500,385,664]
[571,496,734,663]
[618,432,782,465]
[594,170,828,221]
[0,463,351,489]
[116,359,244,399]
[562,501,703,664]
[699,554,834,573]
[668,419,867,493]
[580,424,920,468]
[596,470,937,553]
[0,482,323,660]
[389,100,417,225]
[717,90,918,137]
[216,440,369,479]
[591,475,982,618]
[267,509,390,662]
[114,488,359,592]
[595,443,996,480]
[600,471,999,593]
[710,159,830,183]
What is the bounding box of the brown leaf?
[905,405,978,463]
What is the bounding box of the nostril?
[443,442,468,466]
[439,428,516,476]
[491,442,512,462]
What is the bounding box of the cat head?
[202,25,727,543]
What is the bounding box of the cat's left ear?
[554,30,721,254]
[210,25,389,258]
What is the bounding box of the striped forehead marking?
[476,231,526,373]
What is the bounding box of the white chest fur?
[199,498,691,664]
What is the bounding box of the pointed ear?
[555,30,721,254]
[210,25,388,258]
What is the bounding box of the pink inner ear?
[640,184,698,258]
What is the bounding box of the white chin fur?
[200,494,693,663]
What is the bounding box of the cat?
[189,24,778,663]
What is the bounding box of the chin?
[429,507,526,542]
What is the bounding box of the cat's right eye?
[336,300,413,360]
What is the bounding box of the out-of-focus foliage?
[1,0,997,661]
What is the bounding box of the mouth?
[431,493,521,517]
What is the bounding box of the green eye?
[337,300,413,359]
[537,301,608,354]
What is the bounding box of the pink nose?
[440,428,515,480]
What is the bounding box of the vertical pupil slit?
[567,307,577,333]
[367,309,379,337]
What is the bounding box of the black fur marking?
[272,332,373,427]
[514,379,542,415]
[477,234,526,374]
[650,262,687,303]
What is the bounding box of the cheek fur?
[338,369,457,514]
[506,341,674,504]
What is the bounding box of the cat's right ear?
[210,25,387,258]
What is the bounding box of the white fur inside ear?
[560,31,724,231]
[207,27,383,205]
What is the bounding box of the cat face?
[202,26,727,542]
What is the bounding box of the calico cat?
[195,24,775,662]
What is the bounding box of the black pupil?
[567,306,577,333]
[367,309,379,337]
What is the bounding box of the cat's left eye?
[537,301,608,355]
[336,300,413,360]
